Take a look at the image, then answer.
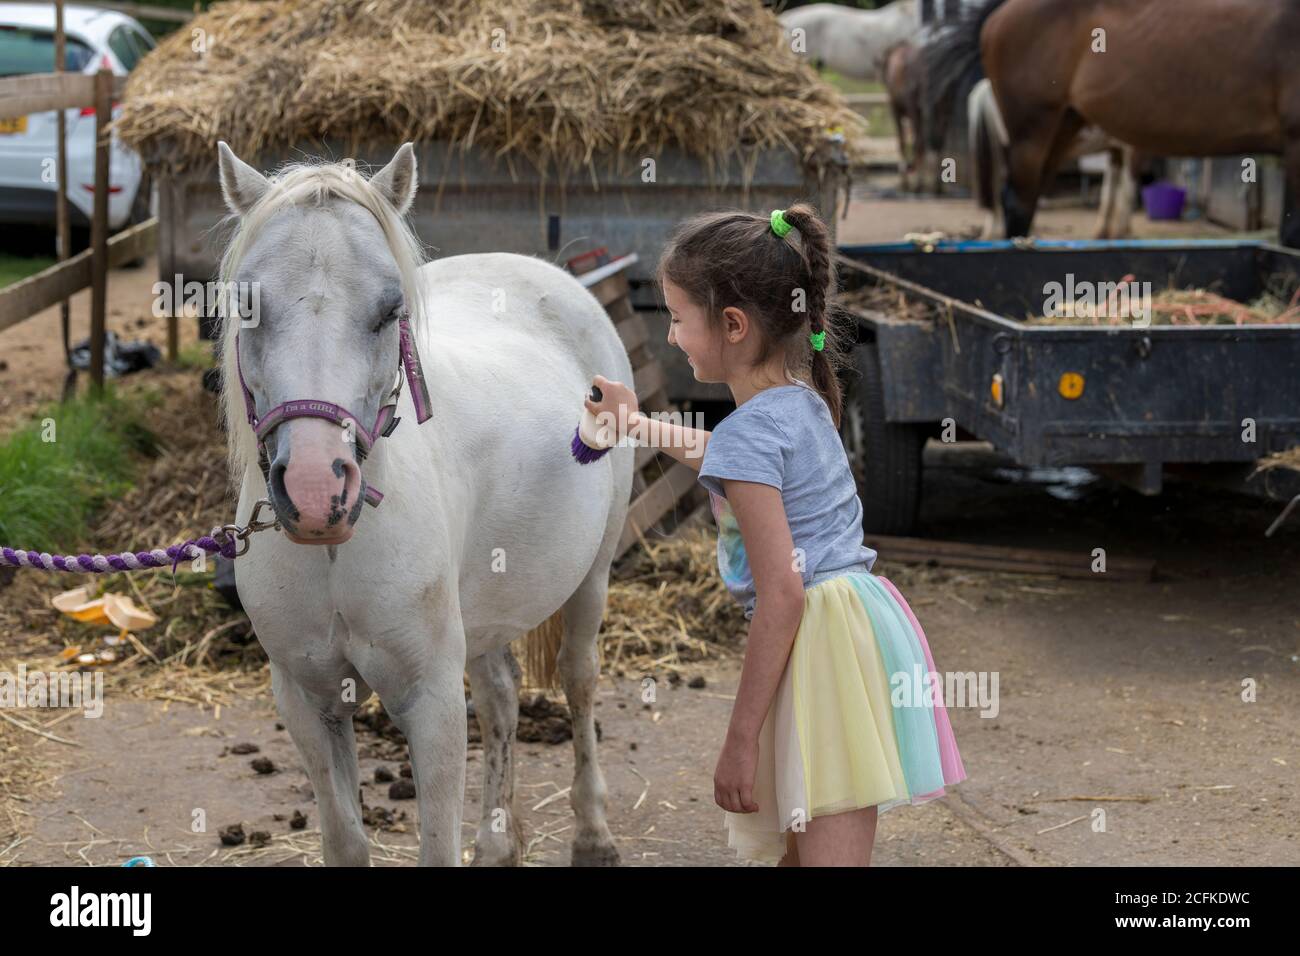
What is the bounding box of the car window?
[0,26,95,76]
[125,27,154,68]
[107,25,139,72]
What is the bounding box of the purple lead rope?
[0,499,281,578]
[1,535,237,576]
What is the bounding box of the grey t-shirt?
[697,380,877,620]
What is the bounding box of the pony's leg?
[270,661,370,866]
[1094,147,1119,239]
[1002,108,1081,238]
[378,630,469,867]
[1112,148,1138,239]
[982,208,999,240]
[466,642,526,866]
[908,109,927,193]
[559,568,620,867]
[1281,134,1300,248]
[891,102,910,191]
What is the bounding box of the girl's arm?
[713,477,806,814]
[583,375,711,471]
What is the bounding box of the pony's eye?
[372,304,402,334]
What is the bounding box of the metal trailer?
[835,238,1300,534]
[144,136,849,380]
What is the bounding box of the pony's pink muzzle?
[267,418,363,544]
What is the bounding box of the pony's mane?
[215,158,429,499]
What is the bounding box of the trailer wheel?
[842,342,925,534]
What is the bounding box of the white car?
[0,3,155,233]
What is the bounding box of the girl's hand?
[583,374,640,442]
[714,733,760,814]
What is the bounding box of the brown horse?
[882,40,927,191]
[926,0,1300,246]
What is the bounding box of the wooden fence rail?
[0,70,146,390]
[0,72,128,122]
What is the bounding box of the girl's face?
[663,277,727,383]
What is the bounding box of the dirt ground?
[0,257,205,435]
[5,458,1296,867]
[1,189,1296,867]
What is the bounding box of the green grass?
[820,71,896,137]
[176,341,215,371]
[821,72,887,97]
[0,252,56,289]
[0,385,163,553]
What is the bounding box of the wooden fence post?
[89,68,112,393]
[55,0,76,402]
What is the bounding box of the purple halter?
[234,310,433,508]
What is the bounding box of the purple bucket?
[1142,181,1186,221]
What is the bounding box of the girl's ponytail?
[778,203,845,429]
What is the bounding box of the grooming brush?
[571,384,621,464]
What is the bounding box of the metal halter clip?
[212,498,282,557]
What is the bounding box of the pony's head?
[215,142,427,545]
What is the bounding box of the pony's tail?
[919,0,1008,153]
[519,607,565,692]
[971,80,997,215]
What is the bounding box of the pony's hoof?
[470,849,521,867]
[469,834,522,867]
[571,840,620,867]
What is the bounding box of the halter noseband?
[234,310,433,508]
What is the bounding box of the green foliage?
[0,385,162,553]
[175,341,214,370]
[0,252,56,289]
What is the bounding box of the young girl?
[584,203,966,867]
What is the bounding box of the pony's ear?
[217,141,271,216]
[369,142,418,216]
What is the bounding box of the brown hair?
[657,202,845,427]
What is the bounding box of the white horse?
[214,141,634,866]
[779,0,919,81]
[968,78,1141,240]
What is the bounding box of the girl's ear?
[722,305,755,344]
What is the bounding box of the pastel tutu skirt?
[724,570,967,864]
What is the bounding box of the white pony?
[779,0,919,80]
[968,78,1140,240]
[214,141,634,866]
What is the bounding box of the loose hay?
[0,368,260,673]
[1024,284,1300,326]
[604,524,749,679]
[840,279,1300,327]
[114,0,865,185]
[838,283,938,324]
[1252,445,1300,473]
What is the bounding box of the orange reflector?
[1058,372,1085,399]
[990,373,1003,407]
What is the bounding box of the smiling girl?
[584,204,966,866]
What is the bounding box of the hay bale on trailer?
[116,0,867,365]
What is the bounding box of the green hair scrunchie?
[770,209,794,238]
[809,329,826,352]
